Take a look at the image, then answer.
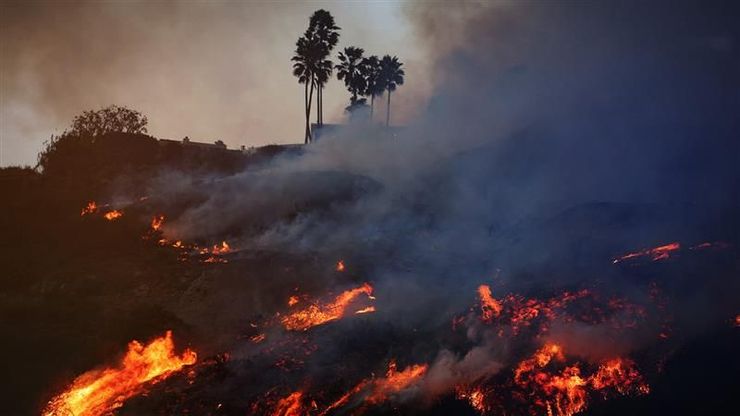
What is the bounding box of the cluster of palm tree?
[292,10,405,143]
[292,10,339,143]
[336,49,405,128]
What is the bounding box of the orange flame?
[270,391,306,416]
[336,260,345,272]
[103,210,123,221]
[590,358,649,395]
[151,215,165,231]
[288,295,300,307]
[456,387,487,413]
[613,242,680,263]
[514,343,565,384]
[478,284,502,322]
[80,201,98,216]
[211,241,231,255]
[365,360,428,404]
[281,283,374,331]
[513,344,649,416]
[42,331,196,416]
[355,306,376,314]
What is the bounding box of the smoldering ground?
[105,2,740,413]
[12,1,739,415]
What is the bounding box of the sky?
[0,0,432,167]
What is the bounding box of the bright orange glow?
[503,289,591,334]
[366,360,428,404]
[80,201,98,216]
[590,358,649,395]
[355,306,376,314]
[514,343,565,384]
[545,365,588,416]
[613,242,680,263]
[270,391,305,416]
[211,241,230,254]
[151,215,164,231]
[103,210,123,221]
[478,284,502,322]
[203,256,228,263]
[336,260,345,272]
[288,295,299,307]
[281,283,374,331]
[42,331,196,416]
[320,380,370,415]
[456,387,487,413]
[250,333,266,343]
[513,344,649,416]
[319,360,427,413]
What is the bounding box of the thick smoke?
[156,0,738,277]
[118,1,738,409]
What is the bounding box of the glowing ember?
[203,256,228,263]
[281,283,375,331]
[336,260,345,272]
[514,343,565,384]
[211,241,231,254]
[250,333,266,343]
[456,387,488,413]
[612,242,680,263]
[151,214,165,231]
[355,306,376,314]
[735,314,740,327]
[483,289,590,334]
[80,201,98,216]
[512,344,649,416]
[365,360,428,404]
[590,358,649,395]
[322,360,427,412]
[288,295,300,307]
[478,284,502,322]
[42,331,196,416]
[103,210,123,221]
[270,391,306,416]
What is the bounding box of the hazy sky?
[0,0,433,166]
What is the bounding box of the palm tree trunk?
[304,81,309,144]
[307,81,315,142]
[370,95,374,121]
[319,86,323,125]
[386,89,391,127]
[316,84,320,125]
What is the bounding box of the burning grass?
[280,283,376,331]
[42,331,196,416]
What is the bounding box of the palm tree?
[336,47,367,108]
[292,34,323,143]
[361,55,383,121]
[379,55,405,127]
[308,10,340,126]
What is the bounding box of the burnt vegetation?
[0,107,307,414]
[2,104,738,416]
[3,4,740,416]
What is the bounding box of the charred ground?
[1,132,738,415]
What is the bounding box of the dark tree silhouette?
[292,34,323,143]
[336,47,367,109]
[307,10,340,127]
[361,55,383,121]
[379,55,405,127]
[67,105,148,137]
